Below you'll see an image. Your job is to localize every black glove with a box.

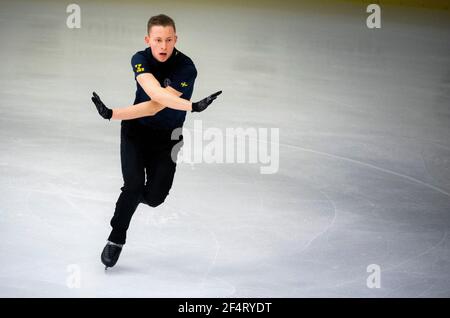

[91,92,113,120]
[191,90,222,112]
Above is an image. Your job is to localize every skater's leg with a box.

[142,132,183,207]
[142,152,176,207]
[108,123,145,244]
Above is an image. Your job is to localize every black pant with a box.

[108,120,183,244]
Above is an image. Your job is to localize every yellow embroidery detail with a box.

[181,82,188,87]
[135,64,144,72]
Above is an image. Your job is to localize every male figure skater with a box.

[91,14,222,269]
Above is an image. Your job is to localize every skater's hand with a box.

[91,92,113,120]
[191,90,222,113]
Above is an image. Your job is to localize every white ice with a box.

[0,0,450,297]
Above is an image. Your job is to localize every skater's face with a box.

[145,25,177,63]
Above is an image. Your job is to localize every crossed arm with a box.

[108,73,189,121]
[91,73,222,120]
[110,99,165,120]
[110,75,185,120]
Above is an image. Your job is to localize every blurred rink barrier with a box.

[341,0,450,11]
[181,0,450,11]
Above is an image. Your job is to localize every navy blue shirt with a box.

[131,47,197,129]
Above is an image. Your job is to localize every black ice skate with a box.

[101,241,123,270]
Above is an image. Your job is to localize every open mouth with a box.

[159,53,167,57]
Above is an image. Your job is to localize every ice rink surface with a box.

[0,0,450,297]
